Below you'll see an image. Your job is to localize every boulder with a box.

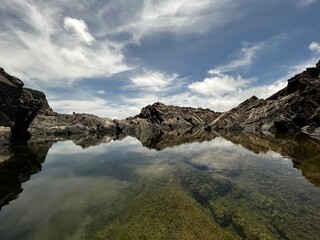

[0,68,41,143]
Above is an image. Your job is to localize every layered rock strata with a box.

[210,60,320,139]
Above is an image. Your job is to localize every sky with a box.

[0,0,320,119]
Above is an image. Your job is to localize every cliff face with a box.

[0,68,41,143]
[210,61,320,138]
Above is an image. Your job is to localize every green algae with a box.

[93,172,238,240]
[1,135,320,240]
[85,150,320,240]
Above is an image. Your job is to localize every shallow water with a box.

[0,132,320,239]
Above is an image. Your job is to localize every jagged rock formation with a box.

[210,61,320,139]
[30,112,117,136]
[3,60,320,142]
[138,102,219,127]
[0,68,41,143]
[118,102,220,136]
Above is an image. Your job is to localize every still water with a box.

[0,131,320,240]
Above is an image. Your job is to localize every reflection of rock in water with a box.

[32,127,218,151]
[30,133,127,149]
[134,127,218,151]
[0,141,52,210]
[217,131,320,187]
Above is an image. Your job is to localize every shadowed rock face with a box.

[210,61,320,139]
[0,68,41,143]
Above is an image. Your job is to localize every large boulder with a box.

[0,68,41,143]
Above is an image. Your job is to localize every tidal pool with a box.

[0,132,320,240]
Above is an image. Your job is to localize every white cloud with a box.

[0,1,130,84]
[309,41,320,53]
[296,0,316,7]
[0,0,247,83]
[97,90,106,95]
[186,74,285,112]
[64,17,95,45]
[188,70,250,97]
[117,0,244,43]
[215,43,264,73]
[128,69,179,92]
[49,95,141,119]
[289,57,320,73]
[211,35,288,74]
[49,98,109,115]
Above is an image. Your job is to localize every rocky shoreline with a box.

[1,61,320,145]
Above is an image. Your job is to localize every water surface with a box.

[0,132,320,239]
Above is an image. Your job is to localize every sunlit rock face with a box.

[117,102,220,136]
[210,60,320,138]
[0,68,41,143]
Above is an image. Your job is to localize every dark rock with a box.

[30,112,117,136]
[118,102,220,136]
[0,141,52,210]
[0,68,41,143]
[211,60,320,138]
[274,118,299,132]
[24,88,53,115]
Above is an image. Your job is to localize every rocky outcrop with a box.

[118,102,220,136]
[24,88,53,115]
[0,68,41,143]
[210,61,320,139]
[27,89,118,136]
[138,102,219,127]
[30,112,118,136]
[3,60,320,142]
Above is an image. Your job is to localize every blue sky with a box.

[0,0,320,119]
